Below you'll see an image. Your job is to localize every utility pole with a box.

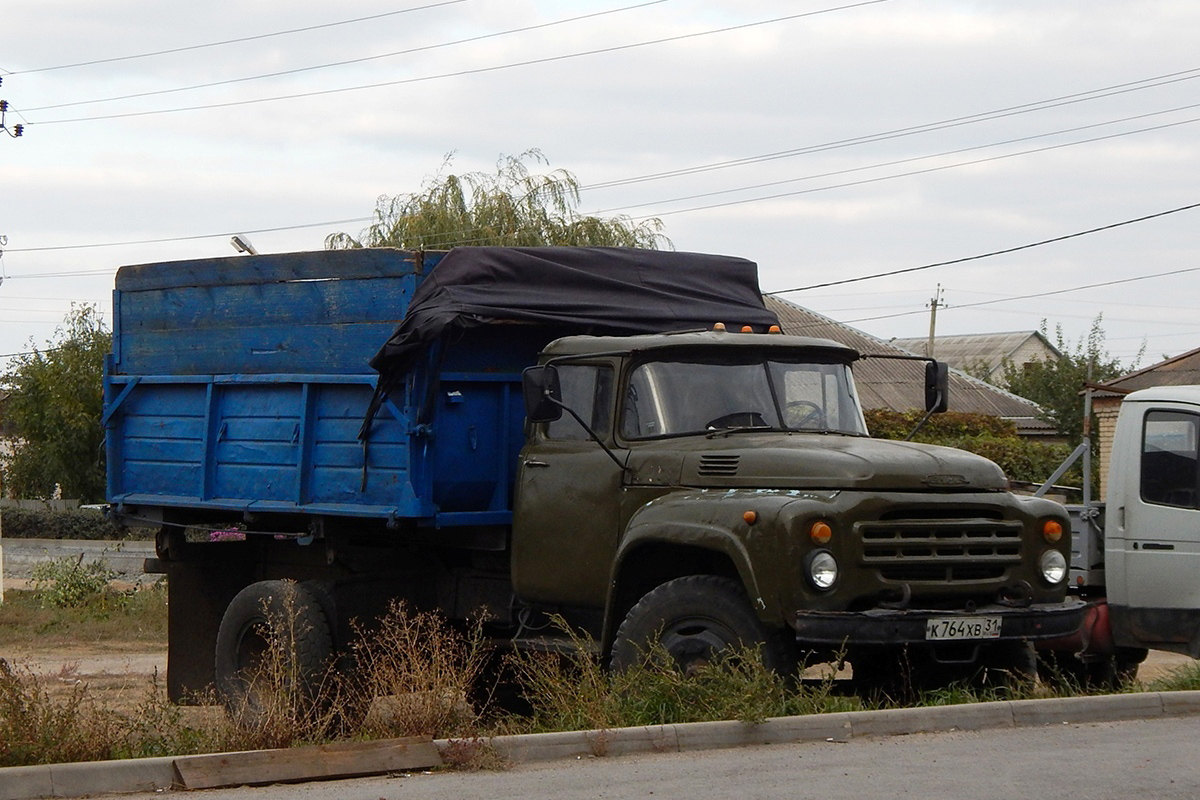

[926,284,944,358]
[0,78,24,138]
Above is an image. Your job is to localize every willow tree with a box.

[326,150,668,250]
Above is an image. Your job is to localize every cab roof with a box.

[541,329,860,361]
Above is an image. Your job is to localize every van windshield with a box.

[620,355,868,439]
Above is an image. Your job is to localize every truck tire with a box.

[215,580,334,723]
[610,576,796,675]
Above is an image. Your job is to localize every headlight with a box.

[1040,549,1067,584]
[805,549,839,591]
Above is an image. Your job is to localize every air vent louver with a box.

[698,454,740,476]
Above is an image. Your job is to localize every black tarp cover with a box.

[370,246,780,378]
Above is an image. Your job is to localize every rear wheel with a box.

[215,580,334,724]
[610,575,796,675]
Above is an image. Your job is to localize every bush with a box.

[863,410,1076,487]
[864,410,1017,441]
[0,506,153,540]
[0,659,121,767]
[29,555,116,608]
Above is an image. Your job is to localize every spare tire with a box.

[215,580,334,722]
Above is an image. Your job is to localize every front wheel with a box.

[610,575,796,675]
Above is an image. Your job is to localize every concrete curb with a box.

[484,690,1200,764]
[3,691,1200,800]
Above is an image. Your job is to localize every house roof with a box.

[890,331,1061,372]
[765,297,1054,434]
[1093,345,1200,397]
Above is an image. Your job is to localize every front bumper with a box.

[792,598,1088,646]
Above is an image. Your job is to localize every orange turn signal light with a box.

[809,520,833,544]
[1042,519,1064,542]
[743,510,758,525]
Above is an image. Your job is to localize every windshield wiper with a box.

[705,425,786,438]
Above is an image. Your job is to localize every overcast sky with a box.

[2,0,1197,372]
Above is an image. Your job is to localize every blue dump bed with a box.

[104,248,527,526]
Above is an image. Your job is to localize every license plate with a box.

[925,616,1002,640]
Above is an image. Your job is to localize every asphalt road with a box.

[104,717,1199,800]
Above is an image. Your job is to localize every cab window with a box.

[546,364,614,440]
[1141,410,1200,508]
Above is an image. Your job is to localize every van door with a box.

[1108,406,1200,656]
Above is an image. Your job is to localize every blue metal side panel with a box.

[111,249,442,376]
[112,382,208,501]
[105,249,446,521]
[107,375,429,518]
[308,383,419,509]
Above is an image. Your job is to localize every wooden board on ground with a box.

[173,735,443,789]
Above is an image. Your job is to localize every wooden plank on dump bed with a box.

[173,735,442,789]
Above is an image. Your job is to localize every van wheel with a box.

[610,576,796,675]
[215,580,334,724]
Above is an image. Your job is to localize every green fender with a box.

[605,489,801,643]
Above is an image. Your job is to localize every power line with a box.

[2,216,371,259]
[768,201,1200,296]
[632,115,1200,222]
[597,102,1200,215]
[582,66,1200,191]
[834,262,1200,326]
[6,108,1198,260]
[20,1,891,126]
[5,1,474,75]
[22,1,671,113]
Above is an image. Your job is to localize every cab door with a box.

[512,363,625,608]
[1107,406,1200,655]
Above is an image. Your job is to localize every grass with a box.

[0,585,168,650]
[1148,660,1200,692]
[2,578,1199,770]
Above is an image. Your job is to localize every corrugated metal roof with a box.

[1098,346,1200,392]
[766,297,1053,434]
[891,331,1061,371]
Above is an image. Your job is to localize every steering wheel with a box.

[785,400,825,429]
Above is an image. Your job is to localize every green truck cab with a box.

[516,329,1083,678]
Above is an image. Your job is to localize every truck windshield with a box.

[620,355,867,439]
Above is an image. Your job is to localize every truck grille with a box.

[858,517,1022,583]
[698,454,740,476]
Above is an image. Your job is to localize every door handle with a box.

[524,459,549,468]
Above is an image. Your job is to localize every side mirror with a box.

[522,365,564,423]
[925,361,949,413]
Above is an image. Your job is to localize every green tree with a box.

[0,305,110,502]
[326,150,669,250]
[1001,315,1142,446]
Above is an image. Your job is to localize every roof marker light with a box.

[741,325,753,333]
[713,322,727,332]
[768,325,782,334]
